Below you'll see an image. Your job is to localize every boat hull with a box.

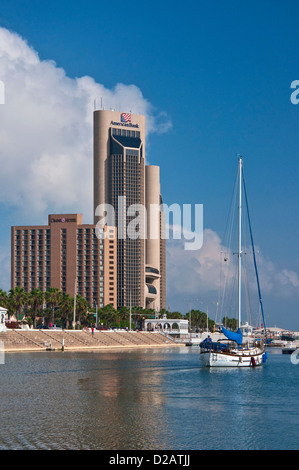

[200,349,265,367]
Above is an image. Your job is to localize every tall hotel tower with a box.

[93,109,166,311]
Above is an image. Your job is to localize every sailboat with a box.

[200,157,268,367]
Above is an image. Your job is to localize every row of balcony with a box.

[145,265,160,301]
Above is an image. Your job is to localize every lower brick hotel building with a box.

[11,214,117,308]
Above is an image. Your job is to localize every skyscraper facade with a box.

[93,109,166,311]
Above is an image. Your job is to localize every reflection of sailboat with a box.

[200,157,268,367]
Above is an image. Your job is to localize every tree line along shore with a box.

[0,286,237,331]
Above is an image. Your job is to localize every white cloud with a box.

[166,229,223,295]
[166,228,299,315]
[260,262,299,297]
[280,269,299,288]
[0,27,171,218]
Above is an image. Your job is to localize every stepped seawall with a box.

[0,329,184,352]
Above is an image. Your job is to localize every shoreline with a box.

[4,343,184,353]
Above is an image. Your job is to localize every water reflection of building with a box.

[79,350,168,449]
[144,314,189,341]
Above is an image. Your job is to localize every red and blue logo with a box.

[121,113,131,122]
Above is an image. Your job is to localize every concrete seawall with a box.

[0,330,185,353]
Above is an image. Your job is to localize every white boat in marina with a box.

[200,157,268,368]
[200,335,267,367]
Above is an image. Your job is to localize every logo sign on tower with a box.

[121,113,131,122]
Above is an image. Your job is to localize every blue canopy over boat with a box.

[221,327,243,345]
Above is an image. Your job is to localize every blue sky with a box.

[0,0,298,329]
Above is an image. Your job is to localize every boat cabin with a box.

[240,322,254,337]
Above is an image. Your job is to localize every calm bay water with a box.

[0,347,298,450]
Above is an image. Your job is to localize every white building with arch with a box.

[144,314,188,340]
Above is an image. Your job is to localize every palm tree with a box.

[118,306,129,327]
[45,287,62,325]
[28,288,44,328]
[0,289,8,309]
[100,304,117,328]
[8,287,28,321]
[75,295,89,328]
[58,294,74,329]
[131,305,144,329]
[188,309,215,331]
[222,317,237,331]
[166,311,183,319]
[0,289,8,325]
[188,309,205,330]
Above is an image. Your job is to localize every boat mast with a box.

[242,170,267,334]
[238,157,243,329]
